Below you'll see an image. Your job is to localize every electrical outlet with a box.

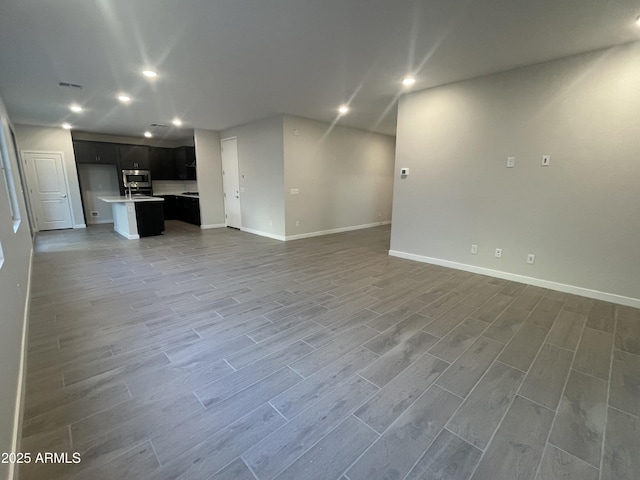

[495,248,502,258]
[527,254,535,264]
[506,157,515,168]
[541,155,550,166]
[295,220,300,227]
[471,244,478,254]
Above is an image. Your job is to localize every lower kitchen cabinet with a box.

[158,195,199,226]
[176,196,200,226]
[134,202,165,237]
[158,195,177,219]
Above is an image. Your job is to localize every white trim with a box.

[241,227,286,241]
[87,219,112,225]
[8,248,33,480]
[241,221,391,242]
[200,223,226,230]
[73,223,87,229]
[389,249,640,309]
[114,231,140,240]
[285,221,391,241]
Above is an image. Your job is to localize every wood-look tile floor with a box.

[19,222,640,480]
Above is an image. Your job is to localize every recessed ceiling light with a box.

[172,118,183,126]
[142,70,158,78]
[338,105,349,114]
[62,123,72,130]
[402,76,416,87]
[70,104,82,113]
[117,95,131,103]
[144,131,153,138]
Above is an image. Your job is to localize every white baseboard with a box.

[73,223,86,229]
[9,248,33,480]
[200,224,226,230]
[285,221,391,241]
[114,229,140,240]
[389,250,640,309]
[241,227,286,241]
[241,221,391,242]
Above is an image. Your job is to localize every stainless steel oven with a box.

[122,169,152,194]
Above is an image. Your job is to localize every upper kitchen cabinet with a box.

[118,145,150,170]
[175,146,197,180]
[73,140,118,164]
[149,147,176,180]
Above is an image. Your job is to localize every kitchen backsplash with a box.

[153,180,198,194]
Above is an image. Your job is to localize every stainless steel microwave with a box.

[122,169,152,189]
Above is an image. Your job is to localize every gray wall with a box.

[0,97,32,480]
[77,164,120,224]
[194,128,225,228]
[391,42,640,305]
[13,124,85,228]
[222,117,285,237]
[283,116,394,237]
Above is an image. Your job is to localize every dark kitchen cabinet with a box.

[176,196,200,225]
[157,195,177,220]
[175,146,196,180]
[73,141,118,164]
[118,145,150,170]
[149,147,176,180]
[135,202,165,237]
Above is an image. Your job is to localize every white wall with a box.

[222,117,286,238]
[391,42,640,306]
[77,164,120,224]
[13,124,85,228]
[0,97,32,480]
[194,129,225,228]
[283,116,394,238]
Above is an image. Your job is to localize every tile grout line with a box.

[599,308,618,480]
[463,292,558,478]
[532,301,592,479]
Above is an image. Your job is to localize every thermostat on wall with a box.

[400,167,409,176]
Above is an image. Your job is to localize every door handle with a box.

[61,194,67,198]
[234,195,239,198]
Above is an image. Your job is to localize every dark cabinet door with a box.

[174,196,200,225]
[118,145,150,170]
[158,195,177,219]
[94,142,118,164]
[175,146,197,180]
[135,202,165,237]
[186,197,201,225]
[149,147,176,180]
[73,141,118,164]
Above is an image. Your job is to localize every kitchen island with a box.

[99,195,164,239]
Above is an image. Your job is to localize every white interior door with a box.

[221,137,241,229]
[23,151,73,230]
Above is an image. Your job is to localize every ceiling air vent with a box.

[58,82,83,89]
[150,123,168,128]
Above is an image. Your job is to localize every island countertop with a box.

[98,195,164,203]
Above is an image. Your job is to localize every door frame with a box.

[220,136,242,229]
[21,150,74,232]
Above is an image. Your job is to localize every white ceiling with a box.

[0,1,639,141]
